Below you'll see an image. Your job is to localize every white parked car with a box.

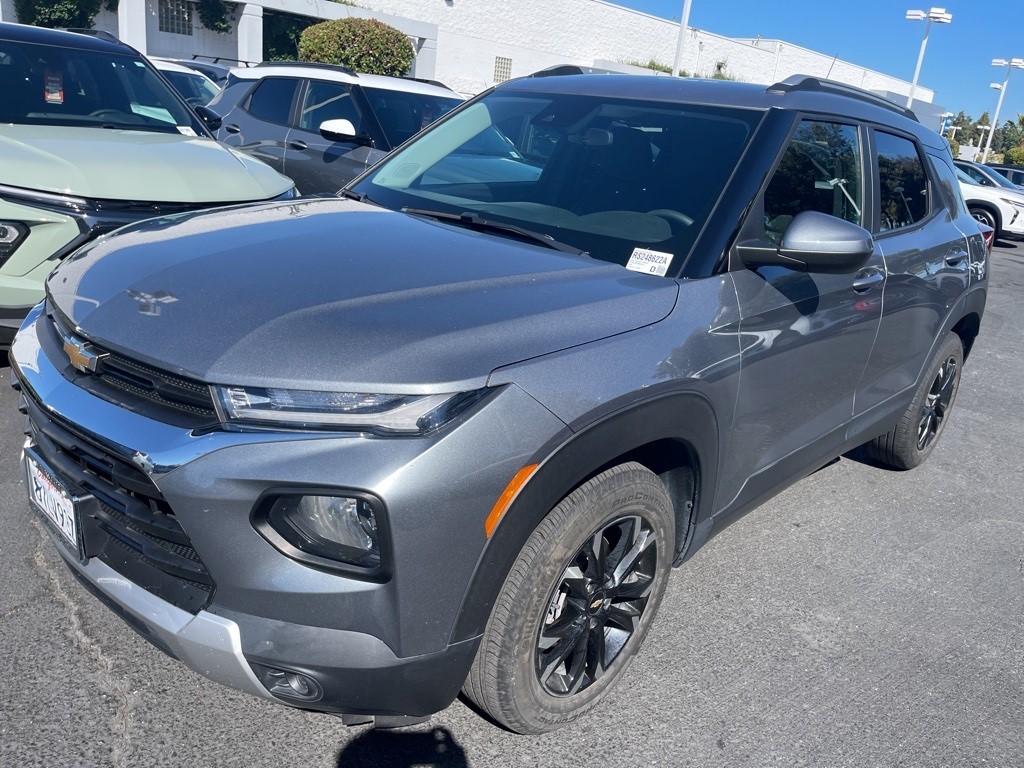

[956,166,1024,241]
[150,57,221,107]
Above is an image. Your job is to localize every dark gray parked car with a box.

[10,74,988,735]
[207,62,463,193]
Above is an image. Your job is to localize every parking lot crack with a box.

[31,521,140,768]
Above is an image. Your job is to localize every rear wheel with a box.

[464,462,674,733]
[866,333,963,470]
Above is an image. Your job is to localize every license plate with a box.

[25,452,79,552]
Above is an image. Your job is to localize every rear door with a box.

[855,130,970,417]
[283,78,382,194]
[219,77,300,175]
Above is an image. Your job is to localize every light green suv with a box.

[0,22,295,346]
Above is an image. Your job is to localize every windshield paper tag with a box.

[626,247,673,277]
[44,70,64,104]
[177,126,197,137]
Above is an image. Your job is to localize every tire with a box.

[969,205,1000,240]
[464,462,674,734]
[866,333,964,470]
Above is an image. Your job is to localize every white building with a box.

[0,0,935,107]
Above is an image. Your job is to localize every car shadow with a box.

[995,238,1018,249]
[841,444,905,471]
[335,726,469,768]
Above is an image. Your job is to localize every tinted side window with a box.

[245,78,298,124]
[876,131,929,232]
[297,79,361,133]
[763,120,863,244]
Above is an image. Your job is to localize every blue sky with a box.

[614,0,1022,122]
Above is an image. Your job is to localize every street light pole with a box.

[982,58,1024,163]
[671,0,693,78]
[905,7,953,108]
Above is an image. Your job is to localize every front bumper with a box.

[11,303,565,716]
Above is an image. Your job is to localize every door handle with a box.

[944,250,969,267]
[851,269,884,293]
[289,140,308,151]
[224,123,240,134]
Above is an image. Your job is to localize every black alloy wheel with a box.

[536,515,657,696]
[917,355,958,450]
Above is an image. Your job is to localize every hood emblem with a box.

[63,338,106,374]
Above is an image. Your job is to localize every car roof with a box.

[151,57,207,76]
[498,73,945,151]
[229,63,462,99]
[0,20,135,54]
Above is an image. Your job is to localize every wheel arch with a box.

[967,200,1002,233]
[450,390,719,644]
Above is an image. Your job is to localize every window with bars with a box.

[493,56,512,84]
[158,0,193,36]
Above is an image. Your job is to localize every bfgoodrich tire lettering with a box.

[464,462,673,734]
[866,333,964,470]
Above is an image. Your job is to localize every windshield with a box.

[360,86,463,147]
[163,69,220,107]
[0,39,202,133]
[956,167,980,185]
[351,89,762,271]
[981,165,1019,189]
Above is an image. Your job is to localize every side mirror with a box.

[738,211,874,274]
[319,118,373,146]
[194,105,222,131]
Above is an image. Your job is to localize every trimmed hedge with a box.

[298,17,414,77]
[1005,146,1024,165]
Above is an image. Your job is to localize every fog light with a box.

[262,493,382,570]
[251,663,323,702]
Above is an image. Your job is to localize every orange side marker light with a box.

[484,464,539,538]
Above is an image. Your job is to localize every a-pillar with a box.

[118,0,148,53]
[237,4,264,65]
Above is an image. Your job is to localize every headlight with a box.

[273,186,299,200]
[0,221,28,261]
[999,197,1024,210]
[213,385,491,433]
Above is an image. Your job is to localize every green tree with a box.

[299,17,414,76]
[1006,145,1024,165]
[15,0,102,28]
[947,136,960,159]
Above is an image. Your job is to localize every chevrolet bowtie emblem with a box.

[63,338,105,374]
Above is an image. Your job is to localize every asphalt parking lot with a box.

[1,244,1021,768]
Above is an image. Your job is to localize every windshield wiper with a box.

[401,207,587,256]
[339,188,381,206]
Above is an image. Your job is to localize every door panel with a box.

[856,137,970,415]
[219,77,299,175]
[722,119,881,509]
[284,79,379,194]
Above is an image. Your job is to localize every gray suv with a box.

[10,74,988,735]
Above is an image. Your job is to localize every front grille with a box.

[46,305,218,426]
[19,384,214,613]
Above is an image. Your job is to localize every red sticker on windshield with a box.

[44,70,64,104]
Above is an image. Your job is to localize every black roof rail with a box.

[63,28,124,45]
[192,54,256,67]
[255,60,358,77]
[529,64,619,78]
[402,76,454,91]
[768,75,919,122]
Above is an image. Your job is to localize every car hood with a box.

[46,199,679,391]
[0,124,291,202]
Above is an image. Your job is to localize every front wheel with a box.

[464,462,674,733]
[969,206,999,240]
[866,333,963,470]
